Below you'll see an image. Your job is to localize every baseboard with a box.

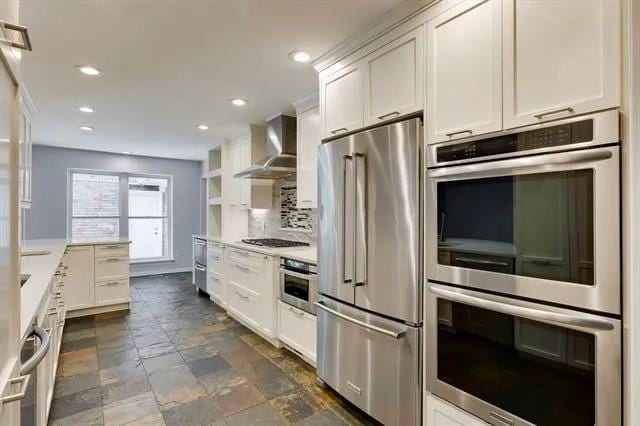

[129,266,192,277]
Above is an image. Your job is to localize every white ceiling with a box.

[20,0,402,161]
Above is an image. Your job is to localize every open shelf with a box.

[208,204,222,240]
[208,197,223,205]
[208,169,223,178]
[208,148,222,171]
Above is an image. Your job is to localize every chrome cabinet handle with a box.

[429,284,615,331]
[315,301,405,339]
[99,281,121,287]
[195,240,206,246]
[21,326,51,375]
[235,291,249,301]
[233,264,251,273]
[105,258,120,263]
[0,375,31,404]
[429,147,614,179]
[377,111,400,121]
[194,265,206,272]
[0,21,32,51]
[330,127,348,135]
[455,257,509,268]
[103,245,121,249]
[445,129,473,138]
[288,307,305,317]
[534,107,574,119]
[300,199,313,203]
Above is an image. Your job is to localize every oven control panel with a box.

[437,119,594,163]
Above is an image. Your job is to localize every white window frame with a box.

[67,168,174,264]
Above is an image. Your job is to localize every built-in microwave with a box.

[426,283,621,426]
[280,258,317,315]
[426,110,620,315]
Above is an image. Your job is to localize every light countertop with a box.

[66,237,131,246]
[20,239,67,340]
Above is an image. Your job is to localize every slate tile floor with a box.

[49,272,375,425]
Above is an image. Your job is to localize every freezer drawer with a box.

[194,237,207,266]
[316,297,421,425]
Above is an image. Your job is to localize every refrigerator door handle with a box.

[315,301,406,339]
[354,152,366,287]
[343,154,353,285]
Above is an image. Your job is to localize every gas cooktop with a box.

[240,238,310,248]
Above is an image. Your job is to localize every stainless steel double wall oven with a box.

[425,110,621,426]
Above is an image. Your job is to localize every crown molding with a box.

[312,0,437,73]
[293,91,319,114]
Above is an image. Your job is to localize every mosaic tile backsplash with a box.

[248,178,317,244]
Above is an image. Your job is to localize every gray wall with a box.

[26,145,203,275]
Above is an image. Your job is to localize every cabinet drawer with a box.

[208,250,224,274]
[208,242,224,256]
[228,248,265,270]
[95,256,129,282]
[95,244,129,258]
[227,282,261,330]
[207,270,224,303]
[95,279,130,306]
[227,260,264,295]
[278,302,317,362]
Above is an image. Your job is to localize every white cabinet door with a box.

[503,0,621,128]
[0,25,22,426]
[296,106,320,209]
[363,27,424,126]
[95,279,130,306]
[426,0,502,144]
[64,246,95,310]
[320,63,363,138]
[278,302,317,363]
[425,394,487,426]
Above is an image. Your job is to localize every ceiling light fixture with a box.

[78,106,95,113]
[230,98,247,107]
[289,50,311,63]
[76,65,103,76]
[79,125,94,132]
[197,124,209,130]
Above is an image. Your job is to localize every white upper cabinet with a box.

[19,90,34,208]
[426,0,502,144]
[296,106,320,209]
[502,0,621,128]
[320,63,363,138]
[363,27,424,126]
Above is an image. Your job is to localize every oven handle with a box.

[280,268,317,281]
[428,148,613,179]
[429,284,615,331]
[315,301,406,338]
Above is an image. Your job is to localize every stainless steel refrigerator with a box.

[316,118,422,426]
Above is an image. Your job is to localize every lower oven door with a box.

[315,297,421,426]
[426,283,621,426]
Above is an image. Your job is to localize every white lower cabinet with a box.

[95,279,130,306]
[225,249,278,340]
[425,394,488,426]
[207,270,225,307]
[64,245,95,310]
[277,302,316,363]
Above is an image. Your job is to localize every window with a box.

[70,172,120,241]
[68,170,173,263]
[128,176,171,261]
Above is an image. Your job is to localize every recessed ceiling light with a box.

[76,65,103,76]
[289,50,311,63]
[230,98,247,107]
[79,125,94,132]
[78,106,95,113]
[197,124,209,130]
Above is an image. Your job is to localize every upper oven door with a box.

[426,283,621,426]
[426,145,620,315]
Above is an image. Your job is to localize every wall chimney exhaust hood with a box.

[234,114,297,179]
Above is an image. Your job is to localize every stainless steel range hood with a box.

[234,114,297,179]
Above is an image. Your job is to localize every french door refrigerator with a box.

[316,117,423,426]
